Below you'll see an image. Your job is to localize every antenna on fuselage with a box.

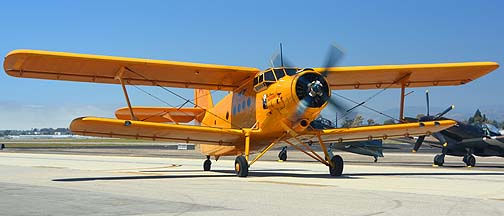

[280,43,284,67]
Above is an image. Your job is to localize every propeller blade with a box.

[435,105,455,119]
[413,135,425,152]
[426,90,430,116]
[320,44,345,77]
[270,44,296,68]
[294,97,311,119]
[326,95,352,115]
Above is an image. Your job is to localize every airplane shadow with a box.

[52,168,504,182]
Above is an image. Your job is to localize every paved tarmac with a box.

[1,151,504,216]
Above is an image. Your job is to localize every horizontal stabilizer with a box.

[115,106,205,123]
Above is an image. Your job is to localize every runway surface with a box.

[1,151,504,215]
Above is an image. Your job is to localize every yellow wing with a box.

[115,106,205,123]
[314,62,499,90]
[296,120,456,143]
[70,117,244,145]
[4,49,260,91]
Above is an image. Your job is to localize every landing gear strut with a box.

[278,146,288,161]
[203,155,212,171]
[434,139,449,166]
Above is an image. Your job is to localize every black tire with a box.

[465,155,476,167]
[434,154,444,166]
[203,159,211,171]
[329,155,344,176]
[278,151,287,161]
[234,156,249,177]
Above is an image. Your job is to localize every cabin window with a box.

[274,69,285,80]
[253,77,258,86]
[264,71,275,81]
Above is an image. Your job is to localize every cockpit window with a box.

[483,123,502,136]
[264,71,276,81]
[285,68,297,76]
[274,69,285,80]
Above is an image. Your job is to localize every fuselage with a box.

[198,68,330,156]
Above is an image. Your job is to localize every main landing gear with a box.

[203,155,212,171]
[433,154,445,166]
[227,130,346,177]
[235,156,249,177]
[433,141,449,166]
[463,154,476,167]
[278,146,288,161]
[329,155,344,176]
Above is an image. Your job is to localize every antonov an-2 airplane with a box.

[3,48,498,177]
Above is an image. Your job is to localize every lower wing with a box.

[70,117,244,145]
[296,120,456,143]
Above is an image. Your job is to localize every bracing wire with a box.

[124,67,240,128]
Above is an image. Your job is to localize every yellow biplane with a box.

[3,48,499,177]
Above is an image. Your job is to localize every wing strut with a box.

[397,73,411,121]
[115,67,137,121]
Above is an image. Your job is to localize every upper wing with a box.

[4,49,260,91]
[115,106,205,123]
[297,120,456,143]
[314,62,499,90]
[70,117,244,145]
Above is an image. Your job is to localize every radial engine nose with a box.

[295,72,330,108]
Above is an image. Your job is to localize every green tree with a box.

[351,115,364,127]
[341,118,354,128]
[367,119,375,126]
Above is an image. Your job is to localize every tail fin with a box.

[194,89,213,109]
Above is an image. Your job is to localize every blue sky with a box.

[0,0,503,129]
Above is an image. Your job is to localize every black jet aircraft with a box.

[408,90,504,167]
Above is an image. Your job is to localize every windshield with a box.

[274,69,285,80]
[285,68,298,76]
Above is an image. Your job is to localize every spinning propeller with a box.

[291,44,352,119]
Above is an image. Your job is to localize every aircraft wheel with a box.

[234,156,249,177]
[278,149,287,161]
[329,155,344,176]
[203,159,212,171]
[434,154,444,166]
[465,155,476,167]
